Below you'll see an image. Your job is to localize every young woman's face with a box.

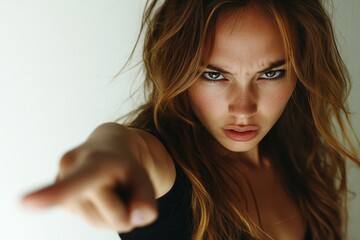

[188,5,296,155]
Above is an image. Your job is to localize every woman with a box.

[22,0,359,239]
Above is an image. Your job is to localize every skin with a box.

[188,5,296,167]
[188,4,306,239]
[22,124,164,232]
[23,3,306,240]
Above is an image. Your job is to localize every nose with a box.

[228,84,257,119]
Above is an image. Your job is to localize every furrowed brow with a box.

[258,59,286,73]
[204,64,231,75]
[203,59,286,75]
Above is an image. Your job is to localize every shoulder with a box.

[128,127,176,199]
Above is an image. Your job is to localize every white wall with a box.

[0,1,358,240]
[0,1,144,239]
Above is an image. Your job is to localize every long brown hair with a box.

[119,0,360,239]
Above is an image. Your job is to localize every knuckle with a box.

[79,149,114,166]
[108,212,129,228]
[61,147,112,169]
[59,150,78,170]
[84,217,102,228]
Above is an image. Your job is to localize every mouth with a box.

[222,125,259,142]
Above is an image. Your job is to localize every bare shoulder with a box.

[128,127,176,199]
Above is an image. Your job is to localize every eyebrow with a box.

[205,59,286,75]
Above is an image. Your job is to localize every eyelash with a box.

[201,71,226,82]
[259,70,286,80]
[201,69,286,82]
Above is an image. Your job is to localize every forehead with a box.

[209,4,285,72]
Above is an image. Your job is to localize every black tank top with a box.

[118,161,313,240]
[119,162,193,240]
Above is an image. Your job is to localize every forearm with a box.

[84,122,144,161]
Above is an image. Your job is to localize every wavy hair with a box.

[120,0,360,239]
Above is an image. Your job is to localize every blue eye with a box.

[201,71,226,81]
[259,70,285,80]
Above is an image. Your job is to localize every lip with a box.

[222,125,259,142]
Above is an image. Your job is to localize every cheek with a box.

[187,85,223,119]
[261,84,295,119]
[188,86,204,118]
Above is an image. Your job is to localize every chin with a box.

[221,140,260,153]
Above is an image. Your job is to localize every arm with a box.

[22,122,175,232]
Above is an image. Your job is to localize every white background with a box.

[0,1,359,239]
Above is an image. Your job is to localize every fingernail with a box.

[130,209,146,226]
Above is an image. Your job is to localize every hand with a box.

[22,142,158,233]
